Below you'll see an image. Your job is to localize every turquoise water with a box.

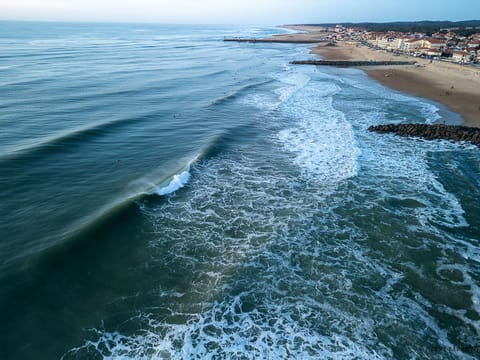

[0,22,479,359]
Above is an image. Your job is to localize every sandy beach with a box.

[313,43,480,127]
[278,27,480,127]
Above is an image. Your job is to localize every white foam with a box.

[274,71,311,102]
[419,101,442,124]
[62,51,478,359]
[277,82,360,185]
[338,70,443,124]
[135,155,199,198]
[64,295,391,359]
[340,99,469,229]
[419,174,468,228]
[65,140,476,359]
[241,92,279,111]
[154,170,190,196]
[241,71,311,110]
[435,261,480,337]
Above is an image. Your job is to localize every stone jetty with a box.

[368,123,480,147]
[290,60,417,67]
[223,37,323,44]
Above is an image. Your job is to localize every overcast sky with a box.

[1,0,479,24]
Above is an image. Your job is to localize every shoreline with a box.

[275,27,480,128]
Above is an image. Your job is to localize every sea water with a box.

[0,22,479,359]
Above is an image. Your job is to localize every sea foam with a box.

[54,30,480,360]
[154,170,191,196]
[277,81,360,185]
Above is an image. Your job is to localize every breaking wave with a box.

[151,170,191,196]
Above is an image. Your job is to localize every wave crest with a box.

[153,170,191,196]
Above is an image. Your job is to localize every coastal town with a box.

[249,23,480,128]
[313,24,480,64]
[226,22,480,129]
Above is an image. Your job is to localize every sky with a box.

[0,0,479,24]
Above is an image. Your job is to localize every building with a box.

[426,48,442,58]
[452,50,470,63]
[467,40,480,49]
[467,48,478,62]
[423,38,446,50]
[402,38,423,53]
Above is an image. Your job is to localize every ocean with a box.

[0,22,479,359]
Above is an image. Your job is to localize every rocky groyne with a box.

[368,123,480,147]
[223,37,323,44]
[290,60,417,67]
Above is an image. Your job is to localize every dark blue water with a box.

[0,22,479,359]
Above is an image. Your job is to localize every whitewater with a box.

[0,22,479,359]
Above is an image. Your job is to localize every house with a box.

[415,47,430,56]
[391,37,406,50]
[467,40,480,49]
[467,48,478,62]
[426,48,442,58]
[432,32,446,39]
[403,38,423,53]
[446,30,457,39]
[452,50,470,63]
[442,48,454,58]
[366,32,386,47]
[423,38,446,50]
[377,36,389,49]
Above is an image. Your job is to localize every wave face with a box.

[1,22,480,360]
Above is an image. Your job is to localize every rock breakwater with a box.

[290,60,417,67]
[223,37,323,44]
[368,123,480,147]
